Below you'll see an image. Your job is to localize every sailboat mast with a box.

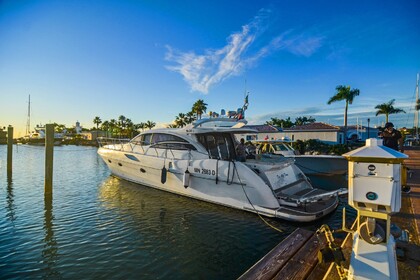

[26,94,31,135]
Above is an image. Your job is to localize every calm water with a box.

[0,145,355,279]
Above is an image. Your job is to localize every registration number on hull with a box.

[194,168,216,176]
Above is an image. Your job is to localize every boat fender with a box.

[161,166,167,184]
[183,169,190,188]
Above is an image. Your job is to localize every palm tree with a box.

[137,122,147,132]
[93,116,102,139]
[93,116,102,130]
[145,120,156,130]
[294,116,316,126]
[327,85,360,143]
[192,99,208,120]
[117,115,127,137]
[375,99,406,122]
[101,121,110,137]
[110,119,117,137]
[265,117,293,128]
[186,111,196,124]
[175,113,187,128]
[125,118,134,138]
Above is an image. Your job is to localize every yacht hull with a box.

[98,148,339,222]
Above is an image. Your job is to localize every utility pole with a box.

[415,73,419,141]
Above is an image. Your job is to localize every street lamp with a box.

[367,118,370,139]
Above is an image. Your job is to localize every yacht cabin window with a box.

[196,133,236,160]
[131,133,196,150]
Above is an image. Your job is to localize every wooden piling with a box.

[44,124,54,195]
[7,126,13,175]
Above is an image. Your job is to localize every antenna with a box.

[244,78,247,97]
[26,94,31,135]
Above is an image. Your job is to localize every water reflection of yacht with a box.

[98,118,345,222]
[252,140,347,176]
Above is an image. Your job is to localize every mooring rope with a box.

[232,161,283,233]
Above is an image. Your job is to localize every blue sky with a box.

[1,0,419,137]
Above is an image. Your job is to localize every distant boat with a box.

[20,125,64,146]
[98,117,346,222]
[21,95,63,146]
[251,140,347,176]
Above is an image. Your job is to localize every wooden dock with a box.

[240,147,420,280]
[238,228,330,280]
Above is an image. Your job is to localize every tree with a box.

[185,111,196,124]
[53,123,67,133]
[175,113,187,128]
[294,116,316,126]
[137,122,147,132]
[374,99,406,122]
[265,117,293,128]
[145,120,156,130]
[93,116,102,130]
[110,119,117,137]
[117,115,127,137]
[93,116,102,139]
[125,118,134,138]
[192,99,208,120]
[101,121,110,137]
[327,85,360,143]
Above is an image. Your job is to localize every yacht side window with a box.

[143,134,152,145]
[150,133,196,150]
[130,134,151,145]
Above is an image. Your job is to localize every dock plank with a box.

[238,228,313,280]
[273,233,326,280]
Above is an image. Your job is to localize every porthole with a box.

[140,168,146,173]
[118,163,122,167]
[108,159,112,163]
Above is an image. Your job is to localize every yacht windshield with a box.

[273,144,289,151]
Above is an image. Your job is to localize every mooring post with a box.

[45,124,54,195]
[7,126,13,176]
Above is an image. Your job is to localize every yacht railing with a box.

[97,137,133,152]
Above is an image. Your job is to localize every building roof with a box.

[284,122,341,132]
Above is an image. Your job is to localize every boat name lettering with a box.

[193,167,216,176]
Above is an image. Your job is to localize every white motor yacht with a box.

[98,118,345,222]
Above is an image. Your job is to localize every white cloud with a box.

[165,9,324,94]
